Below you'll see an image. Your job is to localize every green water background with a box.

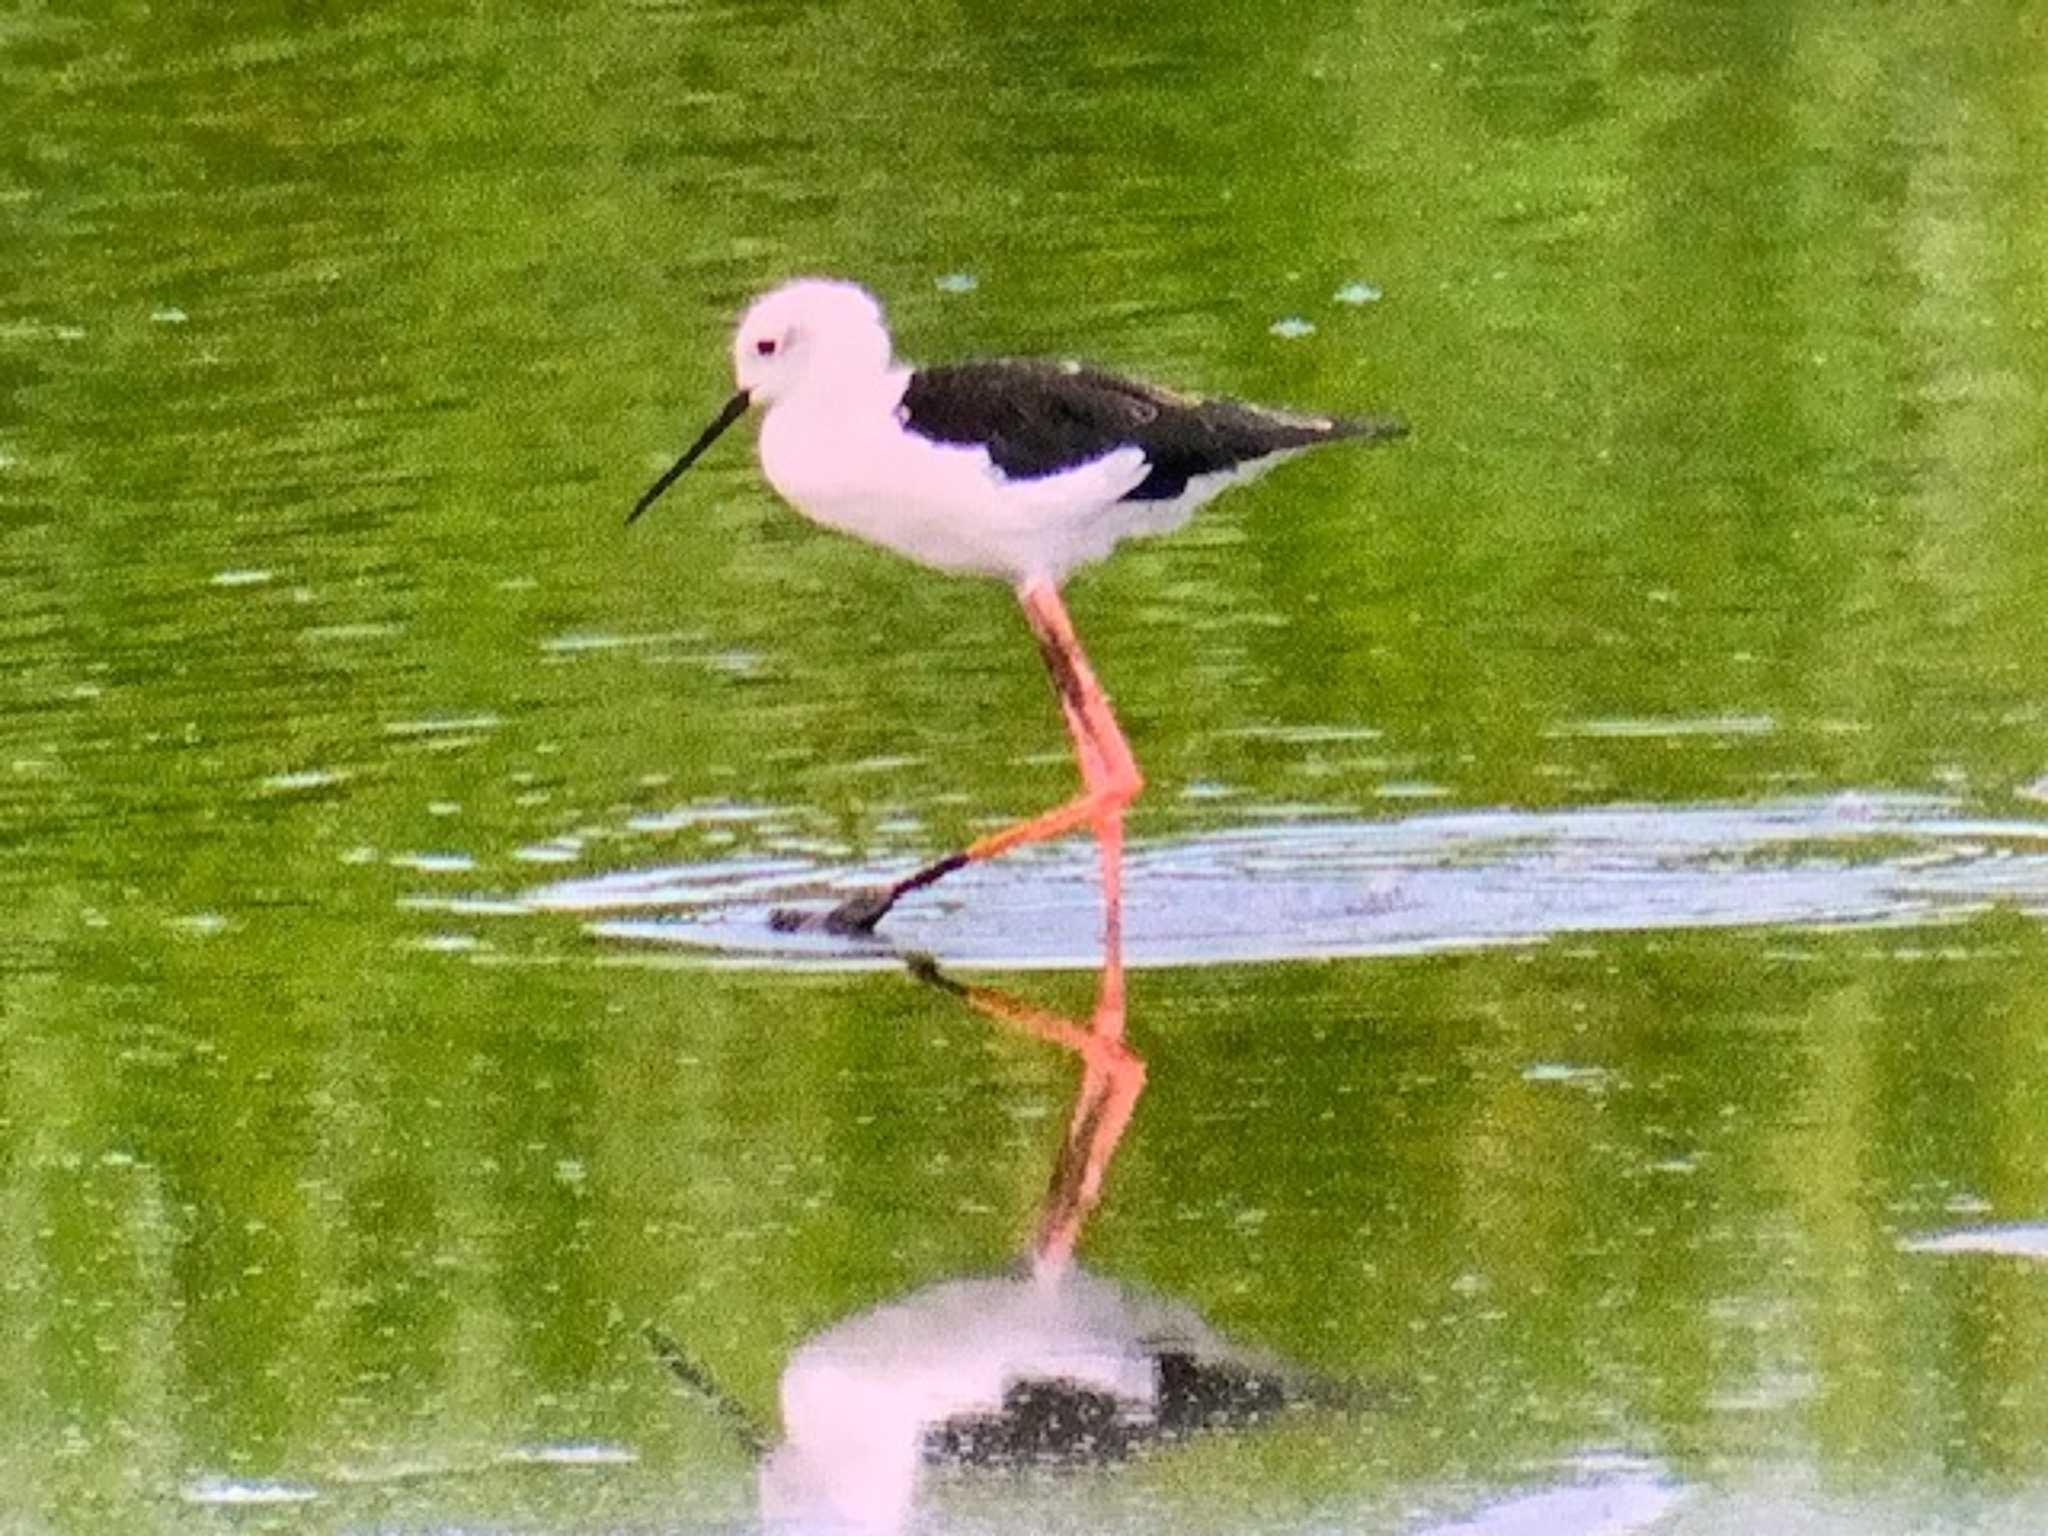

[4,1,2048,1529]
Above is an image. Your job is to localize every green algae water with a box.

[4,1,2048,1530]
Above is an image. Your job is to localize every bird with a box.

[646,951,1360,1536]
[629,277,1405,939]
[750,1264,1332,1532]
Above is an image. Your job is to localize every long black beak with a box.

[627,389,752,525]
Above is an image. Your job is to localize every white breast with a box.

[756,373,1150,583]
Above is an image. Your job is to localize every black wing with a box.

[900,361,1404,502]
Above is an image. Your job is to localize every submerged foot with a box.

[902,950,962,995]
[767,886,898,937]
[767,850,966,937]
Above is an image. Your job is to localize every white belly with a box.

[757,385,1151,583]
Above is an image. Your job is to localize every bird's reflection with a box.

[655,917,1343,1533]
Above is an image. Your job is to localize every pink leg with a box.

[793,576,1142,937]
[961,577,1142,863]
[1048,669,1127,1013]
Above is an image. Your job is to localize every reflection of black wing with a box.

[1155,1349,1296,1434]
[900,362,1404,502]
[922,1351,1311,1468]
[926,1379,1136,1466]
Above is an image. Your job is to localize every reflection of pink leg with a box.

[933,973,1142,1279]
[909,910,1141,1282]
[1091,810,1126,1038]
[1032,1021,1143,1279]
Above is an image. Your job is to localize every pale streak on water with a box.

[482,793,2048,971]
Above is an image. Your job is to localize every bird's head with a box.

[629,278,894,525]
[732,278,893,405]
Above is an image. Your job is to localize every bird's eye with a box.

[755,337,778,357]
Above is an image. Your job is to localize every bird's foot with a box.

[768,887,897,938]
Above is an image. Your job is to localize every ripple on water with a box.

[497,792,2048,972]
[497,1441,637,1466]
[1899,1223,2048,1260]
[1414,1461,1687,1536]
[181,1476,319,1506]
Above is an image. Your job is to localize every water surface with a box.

[5,1,2048,1531]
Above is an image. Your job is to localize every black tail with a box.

[1325,411,1409,444]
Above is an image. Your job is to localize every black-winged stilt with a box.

[630,278,1406,938]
